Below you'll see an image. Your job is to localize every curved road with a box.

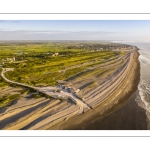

[1,68,90,114]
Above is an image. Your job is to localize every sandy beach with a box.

[59,90,147,130]
[48,48,147,130]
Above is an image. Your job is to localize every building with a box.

[52,53,59,57]
[1,57,16,64]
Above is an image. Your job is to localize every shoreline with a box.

[75,90,147,130]
[48,47,147,130]
[0,46,147,130]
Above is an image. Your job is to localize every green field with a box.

[0,94,20,109]
[0,68,9,87]
[0,41,129,86]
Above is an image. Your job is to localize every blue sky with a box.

[0,20,150,41]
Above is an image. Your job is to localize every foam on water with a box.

[139,55,150,65]
[135,43,150,128]
[119,42,150,127]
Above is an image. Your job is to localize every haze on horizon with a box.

[0,20,150,42]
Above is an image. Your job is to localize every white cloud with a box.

[0,29,146,41]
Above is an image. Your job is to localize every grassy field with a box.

[0,94,20,109]
[0,42,128,86]
[0,68,9,87]
[0,41,130,109]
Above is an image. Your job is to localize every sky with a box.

[0,20,150,42]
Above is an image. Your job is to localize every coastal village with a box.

[0,43,132,66]
[0,52,60,65]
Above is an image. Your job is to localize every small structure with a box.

[75,89,80,93]
[12,57,16,61]
[57,80,67,84]
[52,53,59,57]
[1,57,16,64]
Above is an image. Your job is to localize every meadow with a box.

[0,41,127,87]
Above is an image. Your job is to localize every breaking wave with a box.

[139,55,150,65]
[137,46,150,128]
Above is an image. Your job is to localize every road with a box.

[1,68,90,114]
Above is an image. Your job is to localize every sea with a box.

[129,42,150,129]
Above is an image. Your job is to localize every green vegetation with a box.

[0,42,128,86]
[0,68,9,87]
[77,68,104,79]
[32,93,43,99]
[0,94,20,109]
[96,68,116,78]
[87,81,98,89]
[21,89,30,95]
